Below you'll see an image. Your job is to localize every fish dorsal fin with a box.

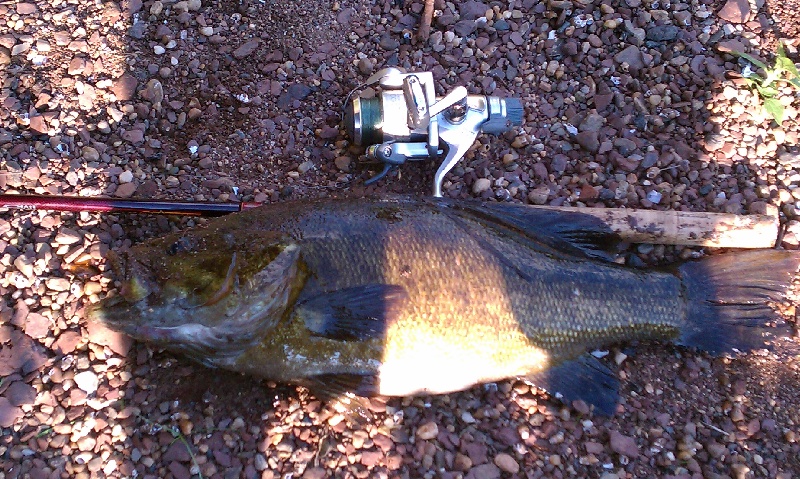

[296,284,409,341]
[440,199,621,262]
[523,353,619,415]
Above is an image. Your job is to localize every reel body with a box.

[344,68,523,197]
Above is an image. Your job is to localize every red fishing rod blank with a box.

[0,194,261,217]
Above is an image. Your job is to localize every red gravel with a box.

[1,0,800,477]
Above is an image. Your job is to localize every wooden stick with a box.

[417,0,435,42]
[528,205,779,249]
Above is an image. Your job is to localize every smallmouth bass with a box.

[89,198,800,414]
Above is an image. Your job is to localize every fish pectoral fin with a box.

[297,284,408,341]
[523,353,619,416]
[300,373,379,424]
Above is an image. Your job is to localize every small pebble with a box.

[73,371,99,395]
[609,431,639,458]
[416,421,439,440]
[494,453,520,474]
[473,178,491,194]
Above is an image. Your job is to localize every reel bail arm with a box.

[343,68,524,197]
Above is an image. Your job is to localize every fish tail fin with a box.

[678,249,800,355]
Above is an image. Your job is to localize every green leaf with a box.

[743,75,762,86]
[730,50,769,70]
[756,84,779,98]
[761,70,780,87]
[784,62,800,85]
[776,56,794,71]
[777,43,800,87]
[763,97,784,124]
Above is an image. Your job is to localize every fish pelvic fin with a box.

[299,374,379,425]
[678,249,800,355]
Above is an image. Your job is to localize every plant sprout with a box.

[731,43,800,124]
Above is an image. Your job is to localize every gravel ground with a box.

[2,0,800,478]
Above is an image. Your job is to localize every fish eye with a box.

[166,243,179,256]
[166,236,198,256]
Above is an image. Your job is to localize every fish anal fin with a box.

[523,354,619,416]
[297,284,408,341]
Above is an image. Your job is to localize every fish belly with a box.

[376,330,549,396]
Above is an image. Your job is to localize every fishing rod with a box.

[0,194,261,217]
[0,193,783,249]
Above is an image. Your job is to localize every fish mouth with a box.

[85,295,128,327]
[85,295,149,339]
[102,250,161,305]
[87,290,288,366]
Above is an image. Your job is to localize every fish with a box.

[87,197,800,414]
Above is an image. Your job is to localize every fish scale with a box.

[89,197,800,414]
